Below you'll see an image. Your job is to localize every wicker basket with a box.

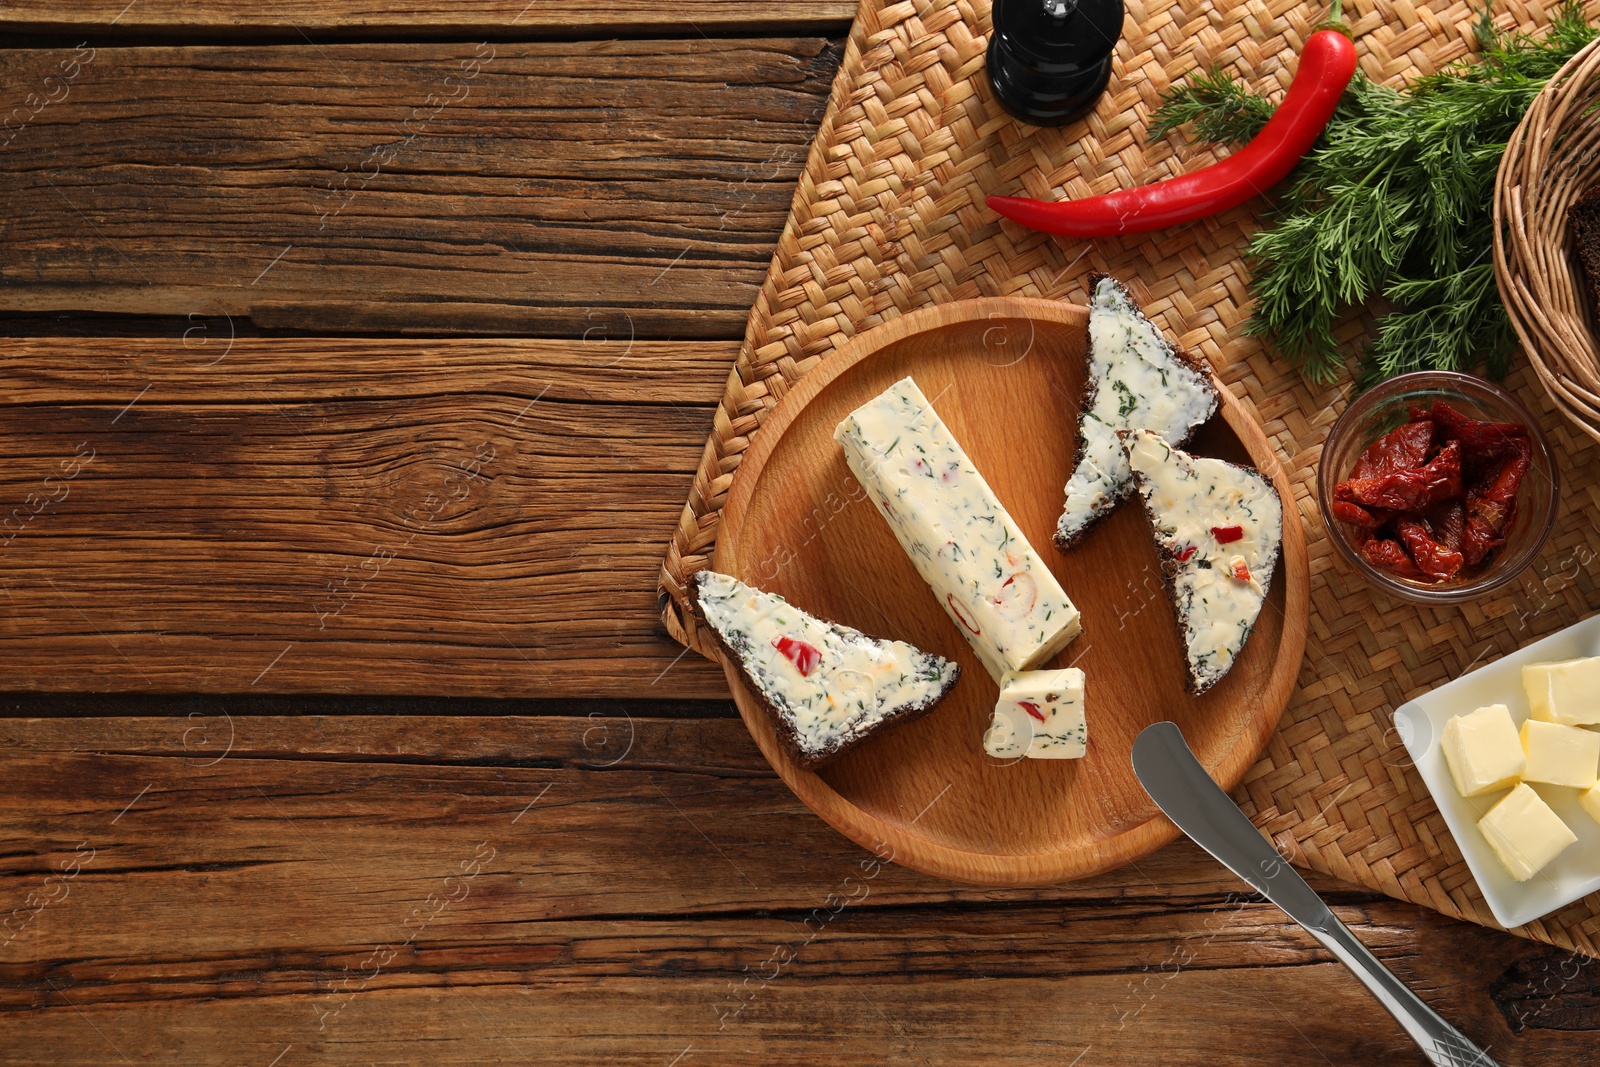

[1495,36,1600,443]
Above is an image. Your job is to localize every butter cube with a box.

[1523,657,1600,726]
[1440,704,1524,797]
[1580,784,1600,828]
[1519,719,1600,789]
[983,668,1086,760]
[1478,783,1577,882]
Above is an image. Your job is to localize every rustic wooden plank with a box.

[0,691,740,718]
[0,720,1255,925]
[0,38,839,336]
[0,974,1492,1066]
[0,913,1567,1065]
[0,337,730,697]
[0,1,858,37]
[0,716,1589,1064]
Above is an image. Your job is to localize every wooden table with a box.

[0,4,1595,1063]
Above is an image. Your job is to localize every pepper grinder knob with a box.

[986,0,1125,126]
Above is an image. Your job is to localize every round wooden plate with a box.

[710,297,1309,885]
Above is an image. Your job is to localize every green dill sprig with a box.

[1148,68,1276,147]
[1156,2,1596,384]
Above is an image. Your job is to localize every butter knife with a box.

[1131,720,1499,1067]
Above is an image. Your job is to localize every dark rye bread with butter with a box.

[1056,274,1221,549]
[688,570,960,770]
[1118,428,1284,696]
[1569,185,1600,318]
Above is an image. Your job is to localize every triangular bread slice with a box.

[1120,428,1283,695]
[1055,275,1220,548]
[689,570,960,769]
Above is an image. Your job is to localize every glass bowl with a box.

[1317,371,1559,604]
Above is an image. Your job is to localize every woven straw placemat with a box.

[658,0,1600,954]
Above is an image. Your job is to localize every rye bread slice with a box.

[687,570,960,770]
[1118,428,1284,696]
[1055,274,1221,550]
[1569,185,1600,319]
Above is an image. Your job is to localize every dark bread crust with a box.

[1055,273,1224,550]
[687,571,960,771]
[1119,439,1283,696]
[1569,187,1600,321]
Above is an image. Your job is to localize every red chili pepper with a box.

[1175,544,1197,563]
[992,572,1038,618]
[1018,700,1048,723]
[1211,525,1244,544]
[986,11,1356,237]
[945,593,982,636]
[771,635,822,676]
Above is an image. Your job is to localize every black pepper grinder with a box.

[986,0,1124,126]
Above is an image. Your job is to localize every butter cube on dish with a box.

[1439,704,1524,797]
[1478,783,1578,882]
[983,668,1085,760]
[1519,719,1600,789]
[1580,785,1600,828]
[1523,657,1600,726]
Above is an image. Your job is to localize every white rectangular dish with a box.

[1396,611,1600,928]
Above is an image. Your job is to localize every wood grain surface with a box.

[711,298,1308,885]
[1,714,1595,1065]
[0,336,726,698]
[0,1,857,36]
[0,38,838,336]
[0,4,1595,1063]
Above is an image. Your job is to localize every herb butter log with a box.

[1121,428,1284,695]
[1056,275,1221,548]
[835,376,1082,682]
[689,570,960,770]
[983,668,1087,760]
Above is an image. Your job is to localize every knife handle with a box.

[1307,895,1499,1066]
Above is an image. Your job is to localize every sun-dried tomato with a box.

[1336,441,1461,512]
[1461,442,1530,565]
[1429,401,1530,463]
[1396,518,1464,580]
[1424,499,1465,553]
[1334,402,1529,582]
[1359,535,1427,580]
[1330,499,1389,530]
[1462,510,1510,567]
[1349,419,1435,480]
